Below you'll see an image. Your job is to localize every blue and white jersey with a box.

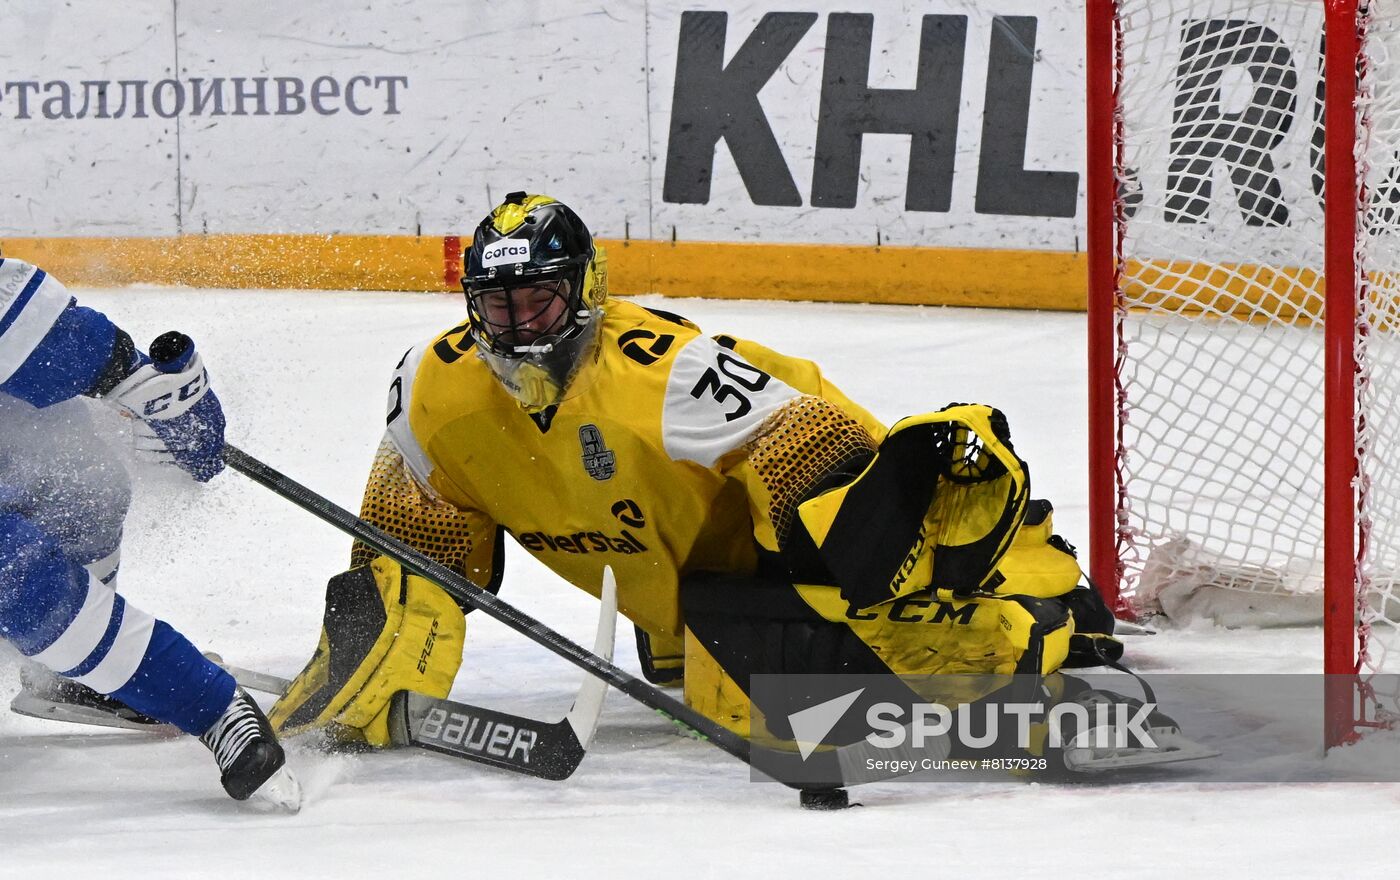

[0,259,120,408]
[0,260,236,733]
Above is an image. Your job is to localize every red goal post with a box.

[1085,0,1394,746]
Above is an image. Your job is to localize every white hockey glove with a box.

[106,331,227,482]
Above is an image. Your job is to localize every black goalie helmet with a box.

[462,192,608,412]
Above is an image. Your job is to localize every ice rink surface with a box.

[0,286,1381,878]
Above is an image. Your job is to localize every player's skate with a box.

[200,688,303,812]
[10,663,169,732]
[1051,678,1218,773]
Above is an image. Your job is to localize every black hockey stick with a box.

[223,443,949,797]
[218,569,617,781]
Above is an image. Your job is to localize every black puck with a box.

[799,787,851,810]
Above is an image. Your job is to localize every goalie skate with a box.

[1061,727,1220,773]
[1053,684,1219,773]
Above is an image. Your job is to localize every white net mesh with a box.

[1112,0,1400,680]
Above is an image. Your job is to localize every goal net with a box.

[1086,0,1400,740]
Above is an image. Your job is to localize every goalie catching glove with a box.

[270,556,465,746]
[787,403,1030,610]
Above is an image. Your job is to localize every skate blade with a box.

[1063,729,1221,773]
[10,691,178,734]
[251,765,304,814]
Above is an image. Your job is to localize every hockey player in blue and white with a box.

[0,258,300,810]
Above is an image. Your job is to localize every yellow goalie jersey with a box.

[357,298,885,638]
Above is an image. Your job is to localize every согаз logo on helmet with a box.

[481,239,531,268]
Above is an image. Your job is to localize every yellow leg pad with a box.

[271,557,466,747]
